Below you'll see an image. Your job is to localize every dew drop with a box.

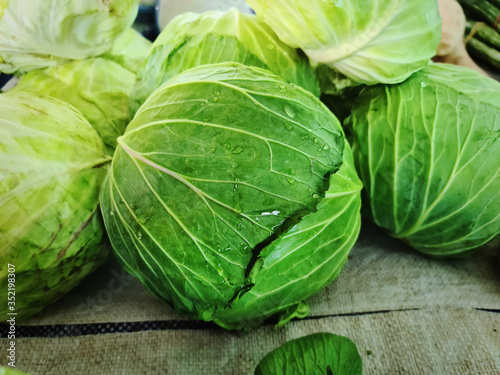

[284,123,294,131]
[215,91,221,96]
[210,147,216,155]
[212,97,219,103]
[284,106,296,119]
[323,145,329,150]
[110,211,114,216]
[223,142,231,150]
[313,138,319,143]
[232,146,243,154]
[301,134,310,140]
[279,85,287,92]
[137,231,142,240]
[312,193,320,199]
[308,188,313,193]
[286,177,295,185]
[231,161,239,168]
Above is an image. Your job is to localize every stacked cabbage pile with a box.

[1,0,498,329]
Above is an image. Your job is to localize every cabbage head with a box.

[130,8,319,114]
[0,0,139,74]
[10,58,136,152]
[101,63,362,330]
[101,28,152,74]
[247,0,442,85]
[0,92,111,319]
[349,63,500,257]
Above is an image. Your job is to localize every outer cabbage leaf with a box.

[130,8,319,114]
[10,58,136,152]
[0,0,139,74]
[101,28,152,74]
[0,92,112,319]
[101,63,360,328]
[0,0,7,19]
[247,0,442,85]
[349,63,500,257]
[213,139,362,330]
[255,333,362,375]
[0,368,30,375]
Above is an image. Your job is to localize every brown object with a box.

[434,0,488,76]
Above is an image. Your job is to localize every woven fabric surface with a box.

[6,308,500,374]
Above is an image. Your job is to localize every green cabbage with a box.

[0,0,139,74]
[101,28,152,74]
[10,58,136,152]
[130,8,320,114]
[247,0,442,85]
[101,63,362,330]
[349,63,500,257]
[0,92,111,319]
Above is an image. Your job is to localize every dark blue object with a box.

[0,74,12,91]
[135,4,160,41]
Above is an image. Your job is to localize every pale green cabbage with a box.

[349,63,500,257]
[0,0,7,19]
[101,28,152,74]
[131,8,320,114]
[247,0,442,85]
[10,58,136,152]
[0,0,139,74]
[0,92,111,319]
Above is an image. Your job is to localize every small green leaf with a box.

[255,332,362,375]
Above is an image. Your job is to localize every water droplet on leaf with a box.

[284,106,296,119]
[232,146,243,154]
